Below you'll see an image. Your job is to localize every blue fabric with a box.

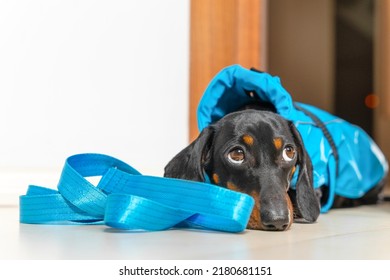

[197,65,388,212]
[20,153,255,232]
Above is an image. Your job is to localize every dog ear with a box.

[164,126,214,182]
[289,122,320,223]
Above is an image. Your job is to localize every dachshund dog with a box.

[164,108,321,231]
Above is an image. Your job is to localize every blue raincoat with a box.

[197,65,388,213]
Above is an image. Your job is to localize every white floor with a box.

[1,202,390,260]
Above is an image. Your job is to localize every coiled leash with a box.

[19,153,255,233]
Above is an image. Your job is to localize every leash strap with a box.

[19,153,255,233]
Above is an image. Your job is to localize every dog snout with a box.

[259,192,294,231]
[261,215,290,231]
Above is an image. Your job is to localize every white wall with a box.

[0,0,190,204]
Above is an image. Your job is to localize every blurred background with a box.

[0,0,388,205]
[189,0,389,191]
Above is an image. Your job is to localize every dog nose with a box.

[262,217,290,231]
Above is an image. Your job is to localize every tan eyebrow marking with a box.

[242,134,254,146]
[273,137,283,150]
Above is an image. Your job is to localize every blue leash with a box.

[19,153,255,232]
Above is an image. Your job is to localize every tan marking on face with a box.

[273,137,283,150]
[247,192,293,231]
[285,193,294,230]
[212,173,220,184]
[226,181,240,192]
[289,166,296,180]
[291,166,296,174]
[242,134,254,146]
[247,191,262,230]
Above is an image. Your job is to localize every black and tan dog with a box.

[164,108,320,231]
[164,106,386,231]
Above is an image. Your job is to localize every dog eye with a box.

[282,145,296,162]
[228,148,245,164]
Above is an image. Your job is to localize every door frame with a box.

[189,0,266,141]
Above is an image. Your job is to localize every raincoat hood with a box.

[197,65,388,212]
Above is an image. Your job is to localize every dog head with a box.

[164,109,320,231]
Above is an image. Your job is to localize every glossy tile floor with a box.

[1,202,390,260]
